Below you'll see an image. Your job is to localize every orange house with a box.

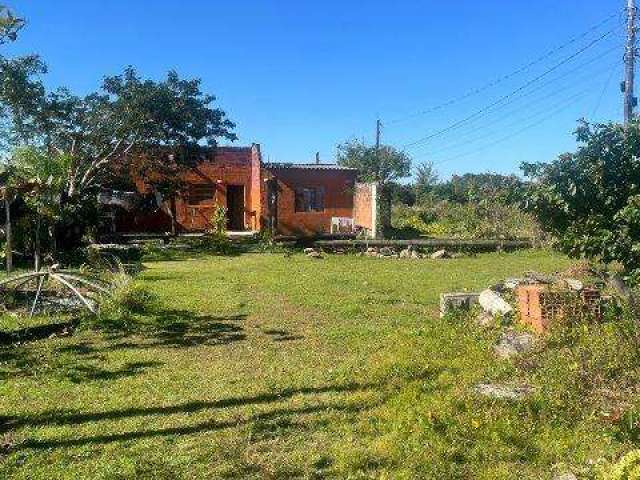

[106,144,377,237]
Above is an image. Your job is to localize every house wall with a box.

[116,146,261,233]
[249,144,263,231]
[173,147,256,231]
[353,182,378,238]
[111,147,362,237]
[266,167,357,236]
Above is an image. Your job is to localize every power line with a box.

[406,47,621,154]
[402,28,620,149]
[409,57,622,157]
[430,91,593,167]
[591,63,617,117]
[422,83,607,161]
[387,12,622,126]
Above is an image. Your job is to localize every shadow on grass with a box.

[0,311,247,385]
[0,321,77,345]
[64,361,164,384]
[7,368,447,450]
[96,310,249,349]
[262,328,304,342]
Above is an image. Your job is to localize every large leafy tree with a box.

[336,140,411,232]
[336,139,411,185]
[3,66,236,198]
[523,120,640,274]
[0,64,237,246]
[0,4,27,272]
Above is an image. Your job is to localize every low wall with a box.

[311,238,533,252]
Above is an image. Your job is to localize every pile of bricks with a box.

[516,284,603,333]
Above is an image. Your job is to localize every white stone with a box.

[553,474,577,480]
[494,330,535,359]
[564,278,584,291]
[503,278,523,290]
[474,383,533,400]
[479,289,513,316]
[475,311,495,327]
[440,292,480,318]
[431,249,450,259]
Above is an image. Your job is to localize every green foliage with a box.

[523,120,640,273]
[0,5,24,45]
[336,139,411,185]
[434,172,526,205]
[93,267,158,330]
[601,450,640,479]
[414,161,439,201]
[207,204,227,238]
[393,200,542,240]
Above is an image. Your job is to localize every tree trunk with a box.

[5,196,12,274]
[34,214,41,272]
[170,196,177,236]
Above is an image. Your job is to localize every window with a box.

[295,186,325,212]
[188,184,216,205]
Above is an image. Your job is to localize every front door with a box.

[226,185,245,231]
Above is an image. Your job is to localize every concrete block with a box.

[440,292,480,318]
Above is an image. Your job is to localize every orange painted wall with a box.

[172,147,258,231]
[266,167,357,236]
[353,183,376,233]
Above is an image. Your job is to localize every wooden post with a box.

[625,0,637,124]
[4,193,12,274]
[34,214,41,272]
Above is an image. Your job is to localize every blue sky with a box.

[7,0,626,178]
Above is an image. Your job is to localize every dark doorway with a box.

[226,185,245,230]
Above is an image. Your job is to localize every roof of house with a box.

[264,162,357,171]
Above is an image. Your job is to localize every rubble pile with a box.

[439,269,607,402]
[303,245,460,260]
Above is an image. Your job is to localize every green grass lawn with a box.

[0,249,632,479]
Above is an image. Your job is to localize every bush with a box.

[523,120,640,275]
[91,267,158,330]
[600,450,640,479]
[392,200,542,240]
[521,302,640,422]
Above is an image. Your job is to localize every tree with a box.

[0,4,27,272]
[336,140,411,185]
[414,161,439,202]
[336,140,411,232]
[0,5,24,45]
[0,65,237,247]
[522,120,640,274]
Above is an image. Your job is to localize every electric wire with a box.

[387,12,622,126]
[402,28,621,149]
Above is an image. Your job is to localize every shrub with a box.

[91,266,158,330]
[600,450,640,479]
[522,302,640,422]
[523,120,640,275]
[208,204,227,238]
[392,201,542,240]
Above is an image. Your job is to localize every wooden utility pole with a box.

[4,192,12,274]
[625,0,637,124]
[375,119,381,149]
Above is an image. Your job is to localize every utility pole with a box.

[375,118,381,149]
[625,0,637,125]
